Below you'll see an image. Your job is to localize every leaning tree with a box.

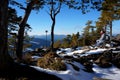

[14,0,45,61]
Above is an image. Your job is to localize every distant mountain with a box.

[30,34,66,50]
[30,38,50,50]
[32,34,66,41]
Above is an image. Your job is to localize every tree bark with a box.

[51,18,55,51]
[109,21,112,42]
[0,0,13,69]
[16,2,33,60]
[49,0,61,51]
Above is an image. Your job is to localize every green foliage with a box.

[58,32,81,48]
[23,34,33,51]
[61,34,71,48]
[101,0,120,21]
[8,7,32,52]
[71,34,79,47]
[54,40,61,48]
[96,21,104,33]
[8,34,32,53]
[95,0,120,43]
[37,51,66,71]
[54,18,106,47]
[8,7,21,33]
[8,33,17,58]
[81,20,97,46]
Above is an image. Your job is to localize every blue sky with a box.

[14,1,120,36]
[27,8,100,35]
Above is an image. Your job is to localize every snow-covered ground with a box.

[31,47,120,80]
[57,48,107,57]
[32,62,120,80]
[93,64,120,80]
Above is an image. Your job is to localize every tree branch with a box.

[55,2,62,16]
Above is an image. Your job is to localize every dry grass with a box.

[37,51,66,71]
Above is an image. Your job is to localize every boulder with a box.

[94,51,112,68]
[112,53,120,68]
[95,55,112,68]
[83,61,93,72]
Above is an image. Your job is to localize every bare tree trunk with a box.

[16,2,33,61]
[104,25,107,41]
[49,0,61,51]
[109,21,112,42]
[51,19,55,51]
[0,0,13,69]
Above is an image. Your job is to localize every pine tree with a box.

[62,35,72,48]
[15,0,44,61]
[98,0,120,43]
[54,40,61,48]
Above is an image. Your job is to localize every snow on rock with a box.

[80,48,107,56]
[31,56,41,61]
[30,41,39,44]
[93,64,120,80]
[23,48,33,53]
[31,47,120,80]
[57,48,107,57]
[57,48,74,57]
[76,47,82,50]
[112,50,120,53]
